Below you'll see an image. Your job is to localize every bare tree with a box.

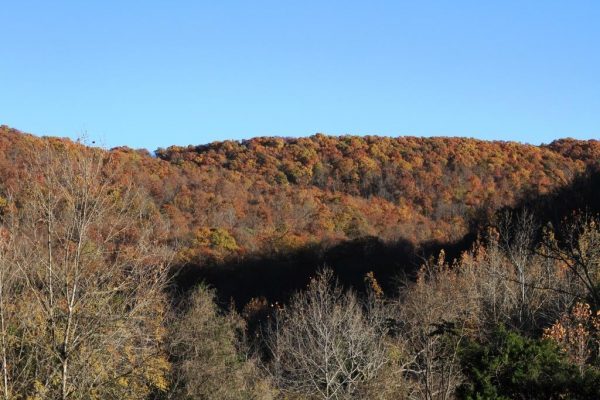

[265,269,388,400]
[0,141,173,399]
[0,201,25,400]
[498,210,537,326]
[470,211,568,331]
[540,213,600,308]
[396,254,479,400]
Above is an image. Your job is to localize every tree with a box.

[541,213,600,308]
[457,326,599,400]
[265,269,388,400]
[168,285,273,400]
[0,141,173,399]
[498,210,537,327]
[0,203,24,399]
[396,253,479,400]
[544,302,600,374]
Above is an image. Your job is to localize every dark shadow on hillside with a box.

[494,166,600,239]
[521,167,600,224]
[172,233,475,311]
[171,167,600,311]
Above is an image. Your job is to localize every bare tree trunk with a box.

[0,280,9,400]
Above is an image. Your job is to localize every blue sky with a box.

[1,1,598,151]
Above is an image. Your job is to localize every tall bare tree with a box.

[498,210,537,327]
[0,200,25,399]
[265,269,388,400]
[0,141,173,399]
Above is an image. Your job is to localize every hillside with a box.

[1,125,598,268]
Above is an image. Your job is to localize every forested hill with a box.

[156,135,599,213]
[1,125,599,266]
[154,134,599,246]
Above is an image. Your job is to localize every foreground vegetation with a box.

[0,128,598,398]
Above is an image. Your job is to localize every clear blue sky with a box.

[1,1,598,151]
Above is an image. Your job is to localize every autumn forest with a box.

[0,125,598,399]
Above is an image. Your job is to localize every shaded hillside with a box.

[174,233,479,311]
[176,167,600,311]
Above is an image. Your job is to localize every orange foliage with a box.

[1,125,598,265]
